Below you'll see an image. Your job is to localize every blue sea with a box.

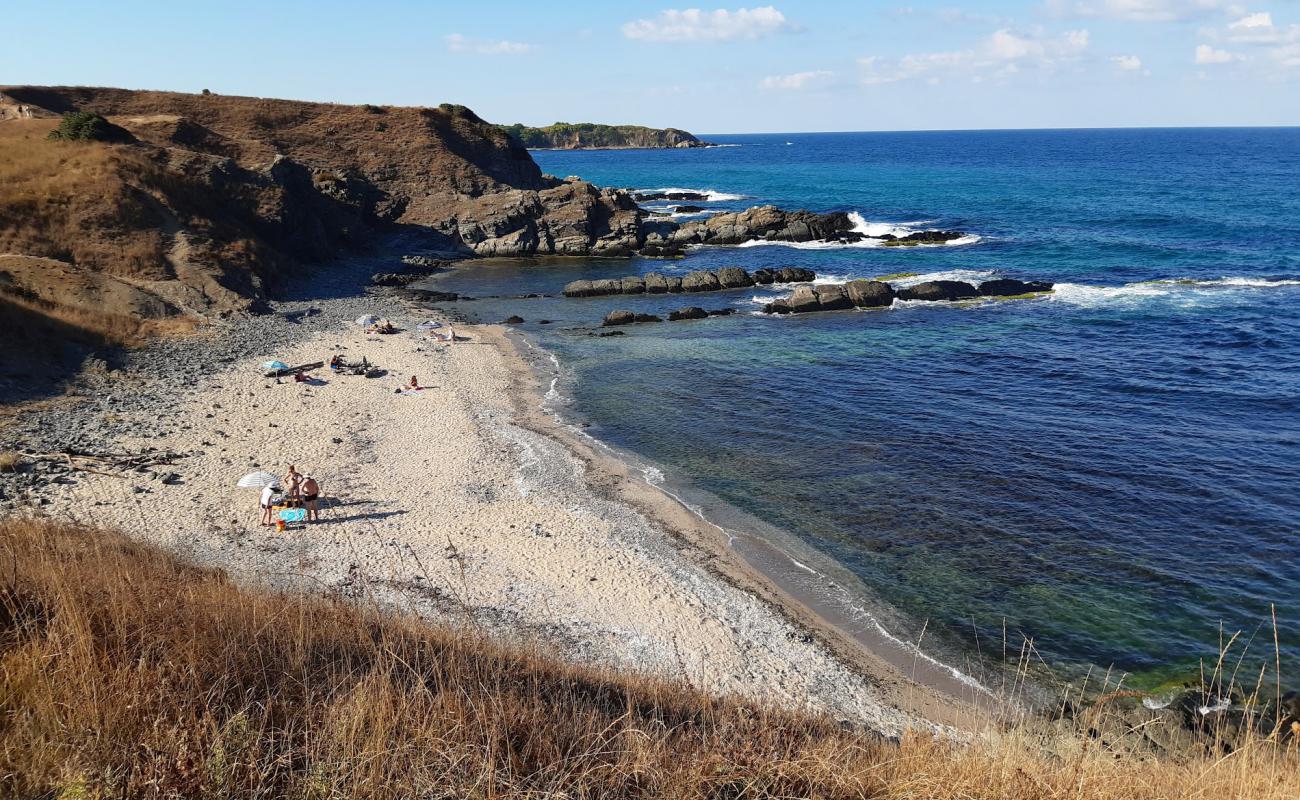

[430,129,1300,691]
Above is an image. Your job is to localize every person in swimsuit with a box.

[301,475,321,521]
[284,465,304,505]
[408,375,421,390]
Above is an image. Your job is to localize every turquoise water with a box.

[434,129,1300,688]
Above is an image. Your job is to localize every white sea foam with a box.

[634,186,745,202]
[1049,275,1300,308]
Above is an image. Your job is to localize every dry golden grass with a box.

[0,451,19,473]
[0,516,1295,799]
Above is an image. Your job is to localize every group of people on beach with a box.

[258,464,322,526]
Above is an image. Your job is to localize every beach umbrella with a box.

[416,320,442,330]
[355,314,380,326]
[236,471,280,489]
[262,360,290,371]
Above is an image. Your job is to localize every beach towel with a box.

[278,508,307,523]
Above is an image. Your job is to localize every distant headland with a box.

[497,121,712,149]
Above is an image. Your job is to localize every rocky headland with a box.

[497,121,711,149]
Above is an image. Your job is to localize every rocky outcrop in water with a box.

[564,267,815,298]
[897,280,980,302]
[655,206,855,247]
[763,277,1054,314]
[978,278,1055,296]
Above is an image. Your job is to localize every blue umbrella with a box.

[263,360,290,371]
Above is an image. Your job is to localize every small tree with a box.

[47,111,115,142]
[201,88,212,96]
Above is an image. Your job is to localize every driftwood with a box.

[263,361,324,378]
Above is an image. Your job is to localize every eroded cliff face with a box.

[0,86,856,337]
[0,86,653,312]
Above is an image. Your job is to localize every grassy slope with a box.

[1,517,1295,799]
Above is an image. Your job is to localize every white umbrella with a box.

[262,360,290,371]
[236,471,280,489]
[416,320,442,329]
[355,314,380,326]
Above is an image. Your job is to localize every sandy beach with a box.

[8,296,979,735]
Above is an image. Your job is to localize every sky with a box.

[2,1,1296,132]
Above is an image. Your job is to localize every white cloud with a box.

[861,28,1090,84]
[622,6,793,42]
[759,69,834,89]
[1229,11,1271,30]
[1045,0,1234,22]
[1221,11,1300,45]
[1195,43,1238,62]
[1111,54,1144,70]
[444,33,535,55]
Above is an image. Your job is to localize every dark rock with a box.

[978,278,1055,296]
[664,276,684,293]
[634,191,709,202]
[667,307,709,321]
[882,230,966,247]
[538,319,552,324]
[751,268,777,284]
[844,279,896,308]
[764,299,793,314]
[603,310,636,326]
[633,313,662,323]
[668,206,853,247]
[643,273,670,294]
[673,205,707,213]
[825,231,868,244]
[786,285,822,313]
[813,284,853,311]
[897,280,980,302]
[563,279,595,298]
[502,315,525,324]
[776,267,817,283]
[715,267,755,289]
[707,308,735,316]
[619,276,646,294]
[640,241,686,258]
[681,270,721,292]
[591,278,622,296]
[402,288,459,302]
[595,330,625,337]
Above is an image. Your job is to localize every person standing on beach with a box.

[301,475,321,522]
[284,465,304,504]
[259,483,278,526]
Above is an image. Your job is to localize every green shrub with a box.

[47,111,114,142]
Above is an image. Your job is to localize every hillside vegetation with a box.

[0,516,1295,799]
[500,121,709,149]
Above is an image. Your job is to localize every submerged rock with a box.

[667,307,709,321]
[603,310,636,326]
[501,315,525,324]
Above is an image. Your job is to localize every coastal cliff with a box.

[0,87,840,335]
[498,121,710,149]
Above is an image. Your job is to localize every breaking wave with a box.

[633,186,745,202]
[736,211,981,250]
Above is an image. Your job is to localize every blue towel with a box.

[278,508,307,523]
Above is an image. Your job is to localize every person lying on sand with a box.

[329,355,343,370]
[429,326,456,344]
[293,369,308,383]
[301,475,321,522]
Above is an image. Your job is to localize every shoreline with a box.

[496,325,1005,722]
[0,270,987,734]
